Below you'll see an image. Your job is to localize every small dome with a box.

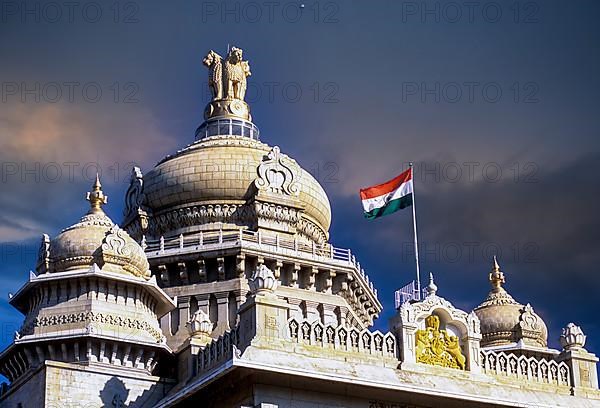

[474,257,547,348]
[45,176,150,279]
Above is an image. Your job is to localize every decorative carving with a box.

[254,202,300,224]
[415,315,466,370]
[468,311,481,335]
[297,217,328,243]
[187,309,213,337]
[519,303,540,332]
[148,203,252,236]
[481,349,571,386]
[516,303,547,347]
[287,318,397,358]
[99,226,150,278]
[400,292,468,325]
[123,167,145,220]
[102,226,134,257]
[249,264,277,295]
[23,311,164,343]
[255,146,300,196]
[36,233,50,274]
[560,323,587,350]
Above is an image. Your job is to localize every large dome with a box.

[131,135,332,243]
[41,176,150,279]
[122,46,332,244]
[474,258,547,348]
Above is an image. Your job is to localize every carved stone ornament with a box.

[22,311,164,343]
[148,203,253,236]
[102,226,134,258]
[36,233,50,274]
[187,309,213,337]
[560,322,587,350]
[249,264,277,295]
[517,303,547,347]
[255,146,300,196]
[123,166,145,220]
[401,293,470,327]
[519,303,541,332]
[415,315,466,370]
[100,226,150,278]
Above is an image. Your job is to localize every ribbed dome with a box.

[44,176,150,279]
[474,258,547,348]
[140,135,332,241]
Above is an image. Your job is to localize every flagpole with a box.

[409,162,421,300]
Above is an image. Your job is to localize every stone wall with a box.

[45,361,172,407]
[2,361,172,408]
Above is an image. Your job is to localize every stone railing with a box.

[196,327,240,374]
[144,229,377,297]
[480,349,570,387]
[287,318,397,359]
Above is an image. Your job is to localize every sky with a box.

[0,0,599,361]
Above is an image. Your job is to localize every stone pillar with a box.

[217,257,225,281]
[306,267,317,291]
[178,296,191,336]
[238,265,290,350]
[323,270,335,294]
[304,300,320,323]
[557,323,599,394]
[214,292,230,335]
[464,311,482,373]
[287,298,303,320]
[236,254,246,278]
[178,262,189,285]
[158,264,169,286]
[195,294,210,314]
[558,349,599,393]
[197,259,207,283]
[179,310,213,381]
[321,304,337,326]
[273,260,283,281]
[390,312,417,365]
[338,306,349,327]
[290,264,300,288]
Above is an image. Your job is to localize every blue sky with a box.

[1,0,599,358]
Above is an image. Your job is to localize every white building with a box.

[1,47,599,408]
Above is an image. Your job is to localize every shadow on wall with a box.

[98,375,169,408]
[99,377,129,407]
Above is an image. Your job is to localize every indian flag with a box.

[360,168,413,219]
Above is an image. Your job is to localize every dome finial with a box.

[489,255,505,292]
[425,272,438,297]
[86,173,108,214]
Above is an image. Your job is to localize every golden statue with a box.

[202,46,252,121]
[203,50,224,100]
[224,47,251,100]
[415,315,466,370]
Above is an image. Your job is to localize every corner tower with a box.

[0,177,175,407]
[121,47,381,353]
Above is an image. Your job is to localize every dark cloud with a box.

[327,153,600,351]
[1,0,599,356]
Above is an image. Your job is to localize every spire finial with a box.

[86,173,108,214]
[425,272,438,297]
[489,255,505,292]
